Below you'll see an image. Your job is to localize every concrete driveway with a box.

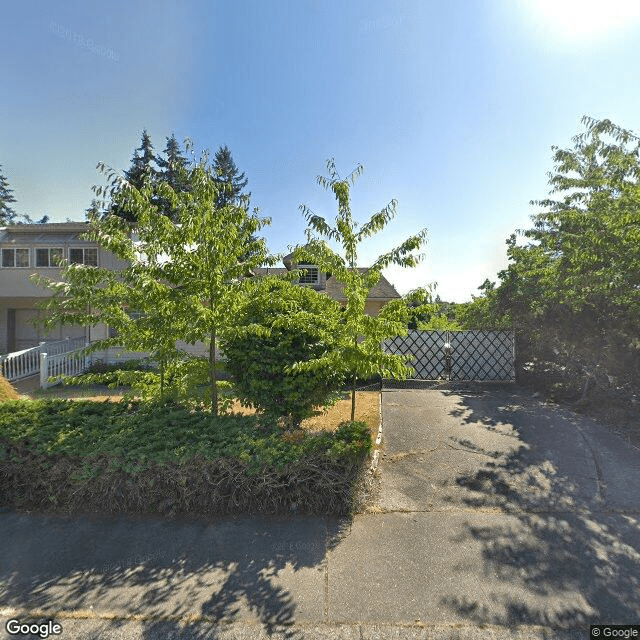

[1,385,639,639]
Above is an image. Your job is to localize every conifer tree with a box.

[110,130,159,222]
[156,134,190,222]
[213,145,249,208]
[0,164,17,225]
[212,145,261,264]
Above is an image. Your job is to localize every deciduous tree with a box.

[287,159,431,420]
[35,153,279,413]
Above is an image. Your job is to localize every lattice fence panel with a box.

[381,330,448,379]
[450,331,515,381]
[381,330,515,381]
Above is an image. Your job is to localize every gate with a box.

[382,330,515,381]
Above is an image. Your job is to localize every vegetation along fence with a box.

[1,337,87,383]
[382,330,515,381]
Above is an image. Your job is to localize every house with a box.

[0,222,123,354]
[253,249,402,316]
[0,224,403,356]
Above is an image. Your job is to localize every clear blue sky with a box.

[3,0,640,302]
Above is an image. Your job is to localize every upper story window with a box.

[70,247,98,266]
[1,248,30,268]
[298,264,319,284]
[36,247,64,267]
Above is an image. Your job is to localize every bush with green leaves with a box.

[221,276,346,428]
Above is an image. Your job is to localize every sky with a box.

[3,0,640,302]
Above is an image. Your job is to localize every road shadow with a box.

[441,389,640,628]
[0,512,347,639]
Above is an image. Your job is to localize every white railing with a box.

[1,337,88,382]
[40,347,90,389]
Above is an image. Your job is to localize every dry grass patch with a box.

[227,390,380,438]
[0,375,20,402]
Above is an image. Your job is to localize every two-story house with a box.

[0,223,402,357]
[0,222,123,353]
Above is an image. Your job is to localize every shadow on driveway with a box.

[442,389,640,627]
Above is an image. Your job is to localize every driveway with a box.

[336,385,640,628]
[1,385,639,639]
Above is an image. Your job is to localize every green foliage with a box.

[0,164,17,225]
[156,134,190,222]
[463,117,640,391]
[454,279,512,330]
[0,399,371,477]
[110,130,160,222]
[33,149,279,413]
[221,276,346,428]
[287,159,431,419]
[405,284,462,330]
[213,144,249,208]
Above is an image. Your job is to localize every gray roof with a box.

[0,222,93,245]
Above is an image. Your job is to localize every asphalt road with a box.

[1,385,639,639]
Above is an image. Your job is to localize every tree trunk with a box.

[210,329,218,415]
[351,371,356,422]
[159,358,165,396]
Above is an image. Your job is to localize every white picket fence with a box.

[0,337,88,386]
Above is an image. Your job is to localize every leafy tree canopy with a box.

[286,159,432,420]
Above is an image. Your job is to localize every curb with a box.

[370,390,383,472]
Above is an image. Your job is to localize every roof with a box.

[325,268,401,301]
[0,222,94,245]
[252,266,401,301]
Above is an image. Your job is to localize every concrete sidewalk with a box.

[1,386,639,638]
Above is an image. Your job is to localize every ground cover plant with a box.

[0,394,373,516]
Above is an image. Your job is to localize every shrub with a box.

[61,357,234,411]
[221,277,346,428]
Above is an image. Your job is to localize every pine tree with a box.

[156,134,190,222]
[0,165,17,225]
[212,145,259,263]
[110,130,159,222]
[212,145,249,208]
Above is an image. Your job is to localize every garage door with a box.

[13,309,86,351]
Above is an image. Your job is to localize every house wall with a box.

[90,341,225,365]
[0,245,125,298]
[0,230,127,353]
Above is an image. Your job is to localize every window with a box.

[36,248,63,267]
[298,264,319,284]
[69,247,98,266]
[1,248,30,267]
